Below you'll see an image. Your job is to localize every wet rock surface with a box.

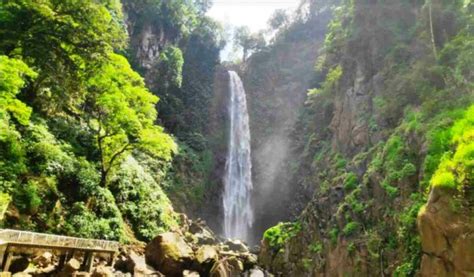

[1,216,272,277]
[140,215,265,276]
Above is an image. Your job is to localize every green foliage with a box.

[307,65,342,104]
[381,180,399,199]
[324,2,354,54]
[159,46,184,88]
[264,221,302,250]
[309,242,323,253]
[0,56,37,181]
[394,193,424,277]
[64,201,125,241]
[343,221,360,236]
[0,0,126,112]
[13,181,42,215]
[422,109,465,188]
[344,172,358,191]
[110,156,178,241]
[344,189,365,214]
[163,142,215,207]
[0,0,194,243]
[25,122,75,176]
[334,153,347,169]
[329,228,339,245]
[430,105,474,190]
[276,0,473,275]
[233,26,266,61]
[86,53,176,185]
[301,258,313,271]
[0,56,37,125]
[0,112,26,180]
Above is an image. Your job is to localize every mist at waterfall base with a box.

[222,71,254,243]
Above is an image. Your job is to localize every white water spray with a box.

[223,71,254,241]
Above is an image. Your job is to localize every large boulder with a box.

[145,232,194,276]
[115,250,163,276]
[91,264,114,277]
[195,245,219,274]
[195,245,219,265]
[32,252,53,268]
[241,253,259,271]
[224,240,249,253]
[189,220,218,245]
[57,258,81,277]
[210,257,244,277]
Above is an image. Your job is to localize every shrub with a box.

[263,221,302,250]
[431,170,456,189]
[13,181,42,214]
[309,242,323,253]
[0,112,27,180]
[64,202,125,241]
[343,222,360,236]
[344,172,358,191]
[381,180,399,198]
[429,105,473,191]
[400,163,417,178]
[329,228,339,245]
[110,156,178,241]
[335,154,347,169]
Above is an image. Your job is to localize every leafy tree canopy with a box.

[85,53,176,185]
[0,56,37,125]
[0,0,126,113]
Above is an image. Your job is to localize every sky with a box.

[207,0,300,33]
[207,0,301,60]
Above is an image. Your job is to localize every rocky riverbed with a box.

[2,215,270,277]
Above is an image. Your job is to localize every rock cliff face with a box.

[255,0,473,276]
[418,187,474,276]
[122,1,176,89]
[241,7,334,244]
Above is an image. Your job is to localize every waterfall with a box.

[223,71,254,241]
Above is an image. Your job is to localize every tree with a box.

[234,26,267,62]
[0,56,37,125]
[85,53,177,186]
[194,0,213,15]
[268,9,289,30]
[0,56,37,179]
[159,46,185,88]
[0,0,126,114]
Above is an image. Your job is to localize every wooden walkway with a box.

[0,229,119,273]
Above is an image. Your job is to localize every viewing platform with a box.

[0,229,119,273]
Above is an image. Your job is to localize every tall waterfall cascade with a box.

[223,71,254,241]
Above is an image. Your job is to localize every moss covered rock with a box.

[145,232,194,276]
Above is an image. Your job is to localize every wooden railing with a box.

[0,229,119,252]
[0,229,119,273]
